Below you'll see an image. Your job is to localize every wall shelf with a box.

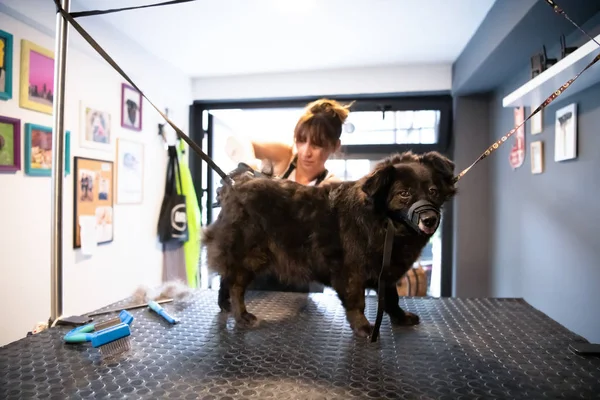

[502,33,600,108]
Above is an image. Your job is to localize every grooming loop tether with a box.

[48,0,599,341]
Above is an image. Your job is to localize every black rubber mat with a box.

[1,290,599,399]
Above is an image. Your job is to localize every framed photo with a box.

[73,156,114,248]
[20,39,54,114]
[530,141,544,174]
[116,138,144,204]
[0,115,20,172]
[79,100,112,151]
[0,29,14,101]
[24,123,71,176]
[121,83,142,131]
[530,109,543,135]
[554,103,577,162]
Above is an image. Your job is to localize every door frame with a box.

[189,93,454,296]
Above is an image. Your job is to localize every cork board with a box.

[73,156,114,248]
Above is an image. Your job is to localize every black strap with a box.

[52,0,230,185]
[165,146,183,196]
[370,219,395,343]
[281,155,329,186]
[69,0,197,18]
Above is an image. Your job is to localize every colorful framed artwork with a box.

[121,83,142,131]
[116,138,144,204]
[24,123,71,176]
[0,116,20,172]
[0,29,14,101]
[79,100,112,151]
[530,141,544,174]
[73,156,114,248]
[20,39,54,114]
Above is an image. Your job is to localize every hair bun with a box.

[306,98,352,124]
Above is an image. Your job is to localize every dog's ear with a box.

[361,164,396,199]
[420,151,455,184]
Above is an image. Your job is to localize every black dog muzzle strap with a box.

[388,200,441,234]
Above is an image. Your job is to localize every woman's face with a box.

[295,137,339,176]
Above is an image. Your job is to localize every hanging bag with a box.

[157,146,189,243]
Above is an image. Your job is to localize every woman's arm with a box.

[252,141,293,164]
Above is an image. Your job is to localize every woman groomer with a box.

[226,98,353,293]
[250,98,351,186]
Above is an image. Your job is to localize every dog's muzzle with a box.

[388,200,441,236]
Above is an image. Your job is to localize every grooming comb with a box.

[64,310,134,344]
[148,300,179,324]
[87,298,172,317]
[91,322,132,358]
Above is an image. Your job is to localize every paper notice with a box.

[79,215,97,256]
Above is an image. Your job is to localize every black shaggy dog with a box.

[202,151,457,338]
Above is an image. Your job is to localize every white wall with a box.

[192,64,452,100]
[0,2,192,346]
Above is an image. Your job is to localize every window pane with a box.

[325,159,347,180]
[341,111,396,145]
[395,110,440,144]
[420,128,437,144]
[412,110,438,128]
[396,111,415,129]
[339,109,441,145]
[345,159,372,181]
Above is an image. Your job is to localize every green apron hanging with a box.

[175,140,201,289]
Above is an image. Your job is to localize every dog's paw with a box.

[390,311,420,326]
[353,323,373,338]
[236,311,258,325]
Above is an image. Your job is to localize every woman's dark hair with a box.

[294,98,353,150]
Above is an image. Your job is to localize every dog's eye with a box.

[400,190,411,198]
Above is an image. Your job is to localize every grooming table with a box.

[1,291,599,399]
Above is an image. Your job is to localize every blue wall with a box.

[452,1,600,342]
[487,15,600,342]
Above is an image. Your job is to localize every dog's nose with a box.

[422,216,438,228]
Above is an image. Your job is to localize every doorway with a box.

[190,94,453,296]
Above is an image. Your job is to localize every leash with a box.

[53,0,599,343]
[370,219,395,343]
[52,0,231,186]
[453,0,600,184]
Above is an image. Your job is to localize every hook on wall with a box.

[158,107,169,142]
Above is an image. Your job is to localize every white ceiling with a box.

[70,0,497,78]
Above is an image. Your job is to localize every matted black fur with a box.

[202,151,457,338]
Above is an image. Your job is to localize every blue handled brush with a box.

[64,310,134,344]
[148,300,178,324]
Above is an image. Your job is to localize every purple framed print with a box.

[0,115,21,172]
[121,83,142,131]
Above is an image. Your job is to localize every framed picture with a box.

[121,83,142,131]
[24,123,71,176]
[79,100,112,151]
[116,138,144,204]
[73,156,114,248]
[0,115,20,172]
[554,103,577,162]
[530,109,543,135]
[0,29,14,101]
[20,39,54,114]
[530,141,544,174]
